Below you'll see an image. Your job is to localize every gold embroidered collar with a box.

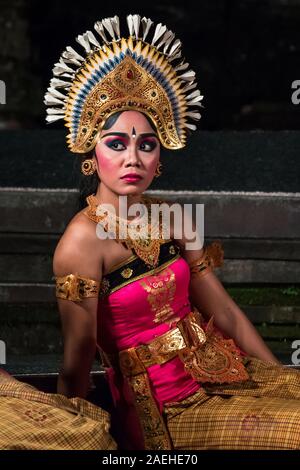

[83,194,169,268]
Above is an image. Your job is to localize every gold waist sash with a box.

[118,309,249,384]
[106,309,249,451]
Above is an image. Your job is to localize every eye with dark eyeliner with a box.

[105,138,127,151]
[139,139,157,152]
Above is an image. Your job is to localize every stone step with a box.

[0,300,299,365]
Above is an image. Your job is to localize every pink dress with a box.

[97,240,201,448]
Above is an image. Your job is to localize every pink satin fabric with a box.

[98,256,201,411]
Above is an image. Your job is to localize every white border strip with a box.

[0,187,79,192]
[148,190,300,197]
[0,187,300,197]
[0,283,55,287]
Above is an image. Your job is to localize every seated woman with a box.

[0,369,116,450]
[46,14,300,450]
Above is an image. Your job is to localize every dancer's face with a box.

[94,111,160,196]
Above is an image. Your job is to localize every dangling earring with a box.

[155,161,162,178]
[81,158,96,176]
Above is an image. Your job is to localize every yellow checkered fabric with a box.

[164,357,300,450]
[0,375,117,450]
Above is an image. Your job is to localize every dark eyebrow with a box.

[139,133,158,139]
[101,132,158,139]
[101,132,129,139]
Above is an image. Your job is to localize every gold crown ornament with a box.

[44,14,204,153]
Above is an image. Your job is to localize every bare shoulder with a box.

[53,208,103,280]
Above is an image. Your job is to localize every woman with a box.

[47,14,300,450]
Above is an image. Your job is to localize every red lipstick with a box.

[121,173,143,183]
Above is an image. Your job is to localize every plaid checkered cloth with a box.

[0,374,117,450]
[164,357,300,450]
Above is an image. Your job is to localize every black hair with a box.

[77,110,158,210]
[77,148,100,211]
[102,110,157,132]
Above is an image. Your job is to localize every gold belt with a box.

[118,311,206,376]
[106,309,249,451]
[116,309,249,384]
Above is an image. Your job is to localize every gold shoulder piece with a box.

[188,241,224,279]
[54,273,100,301]
[205,240,224,268]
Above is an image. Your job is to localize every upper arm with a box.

[163,199,226,308]
[53,216,102,371]
[188,269,230,319]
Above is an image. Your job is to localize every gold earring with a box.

[155,161,162,178]
[81,159,96,176]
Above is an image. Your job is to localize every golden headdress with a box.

[44,14,203,153]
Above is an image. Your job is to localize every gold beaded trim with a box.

[188,241,224,279]
[54,273,100,301]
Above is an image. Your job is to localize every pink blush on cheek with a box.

[95,149,117,171]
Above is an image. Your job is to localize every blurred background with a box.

[1,0,300,190]
[1,0,300,131]
[0,0,299,375]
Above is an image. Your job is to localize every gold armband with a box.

[54,273,100,301]
[188,241,224,279]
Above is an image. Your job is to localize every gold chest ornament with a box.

[84,194,170,267]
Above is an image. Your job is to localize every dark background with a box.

[1,0,300,130]
[0,0,300,190]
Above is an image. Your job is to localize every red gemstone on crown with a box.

[127,69,134,80]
